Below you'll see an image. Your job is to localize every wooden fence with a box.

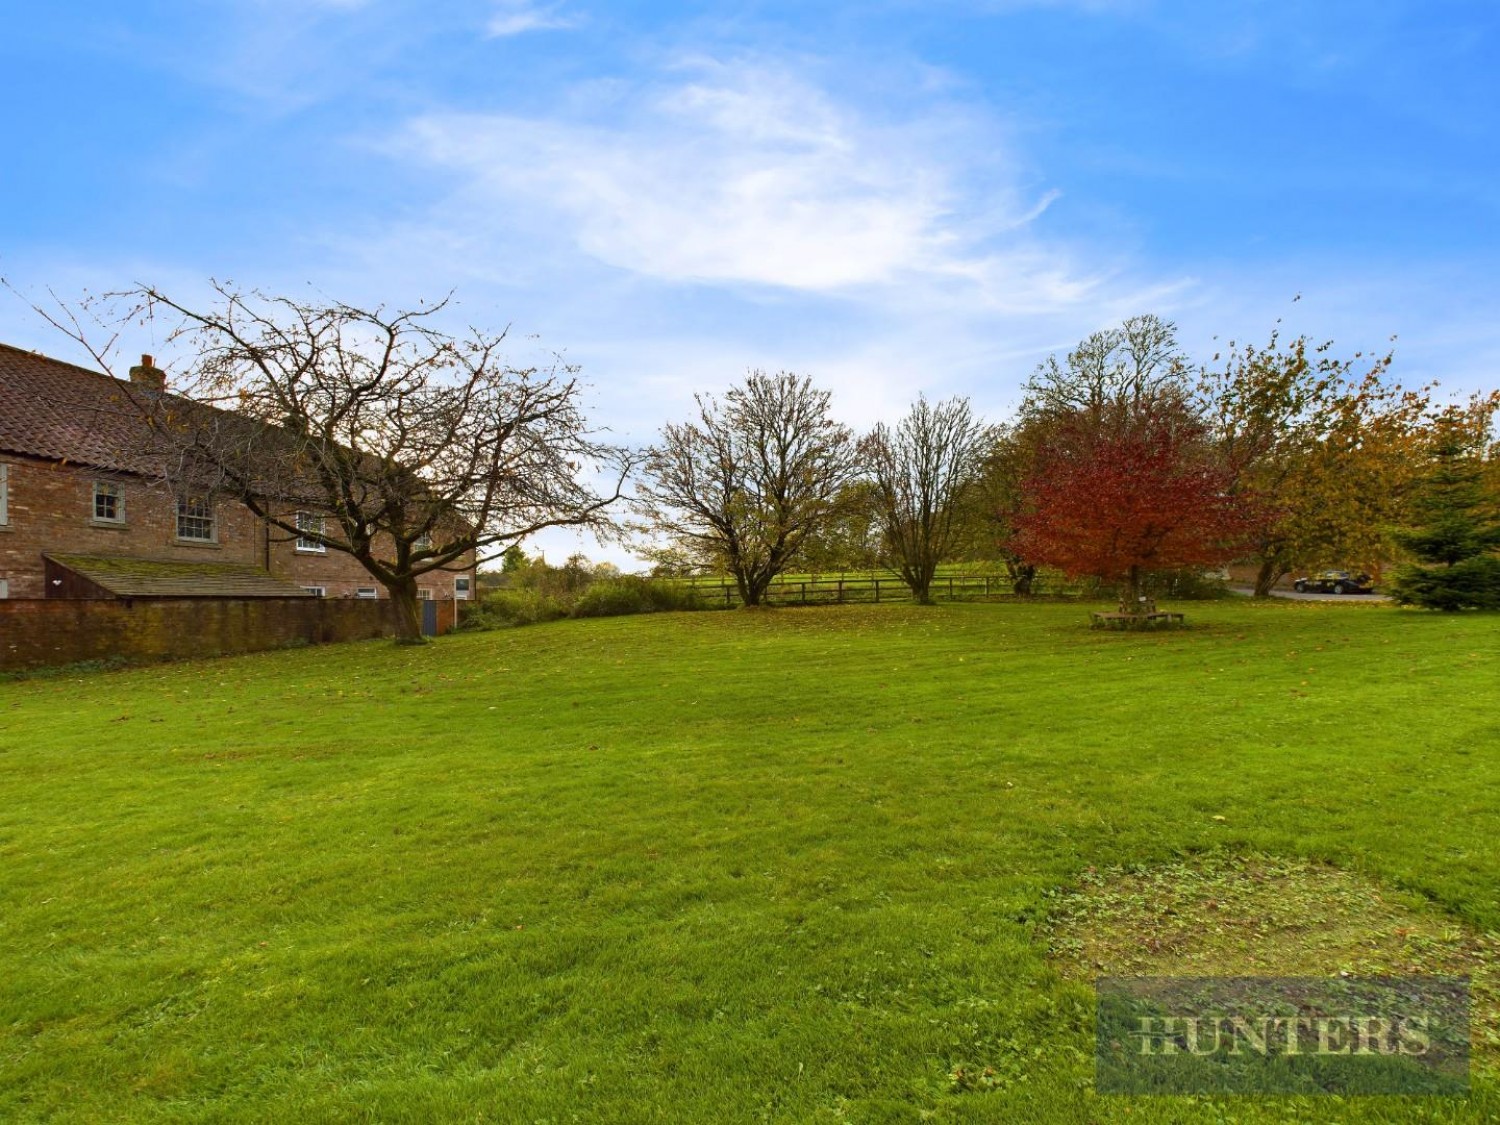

[685,574,1025,607]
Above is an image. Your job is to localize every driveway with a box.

[1229,586,1393,603]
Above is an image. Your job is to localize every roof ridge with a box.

[0,341,144,389]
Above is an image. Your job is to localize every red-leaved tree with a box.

[1011,406,1257,604]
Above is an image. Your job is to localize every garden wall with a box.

[0,597,400,673]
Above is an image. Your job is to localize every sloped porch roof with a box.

[44,554,314,598]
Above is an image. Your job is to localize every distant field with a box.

[1,599,1496,1122]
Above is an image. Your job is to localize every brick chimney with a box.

[128,354,167,391]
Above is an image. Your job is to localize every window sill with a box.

[294,548,328,555]
[173,538,222,550]
[89,520,128,530]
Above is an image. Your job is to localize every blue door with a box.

[421,599,439,637]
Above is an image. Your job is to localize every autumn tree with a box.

[1001,314,1202,599]
[43,283,630,642]
[1200,328,1430,595]
[1010,403,1256,605]
[864,396,993,603]
[1390,395,1500,611]
[961,422,1051,594]
[635,371,858,606]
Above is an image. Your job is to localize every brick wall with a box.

[267,525,477,601]
[0,455,265,598]
[0,597,401,672]
[0,454,477,602]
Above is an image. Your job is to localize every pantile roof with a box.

[0,343,169,475]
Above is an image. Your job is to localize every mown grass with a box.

[0,599,1496,1123]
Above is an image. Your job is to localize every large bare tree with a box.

[864,396,993,603]
[635,371,858,606]
[42,283,631,642]
[1021,313,1191,428]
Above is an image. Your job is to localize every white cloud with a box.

[327,52,1190,520]
[486,1,577,37]
[390,58,1092,304]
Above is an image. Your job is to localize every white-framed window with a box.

[92,481,124,523]
[0,579,9,599]
[295,511,326,553]
[416,588,433,600]
[454,576,472,600]
[176,496,215,542]
[355,586,378,599]
[302,586,326,598]
[0,463,9,525]
[414,533,433,552]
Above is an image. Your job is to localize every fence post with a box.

[837,579,844,603]
[800,581,807,605]
[875,579,881,603]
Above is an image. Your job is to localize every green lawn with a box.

[1,599,1496,1122]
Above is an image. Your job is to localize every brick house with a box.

[0,342,476,605]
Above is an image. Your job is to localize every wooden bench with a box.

[1089,608,1186,629]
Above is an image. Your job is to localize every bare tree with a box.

[635,371,858,606]
[1021,313,1191,428]
[39,282,631,643]
[864,396,993,603]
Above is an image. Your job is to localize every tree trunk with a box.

[387,577,427,645]
[736,569,764,607]
[1012,564,1036,595]
[1252,557,1284,598]
[1124,565,1143,609]
[909,562,935,605]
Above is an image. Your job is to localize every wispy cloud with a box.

[390,57,1091,307]
[486,1,578,38]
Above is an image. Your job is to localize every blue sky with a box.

[3,1,1497,563]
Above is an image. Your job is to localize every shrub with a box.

[457,589,569,631]
[571,578,700,619]
[1391,555,1500,612]
[458,577,703,630]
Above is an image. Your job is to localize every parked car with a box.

[1292,570,1375,595]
